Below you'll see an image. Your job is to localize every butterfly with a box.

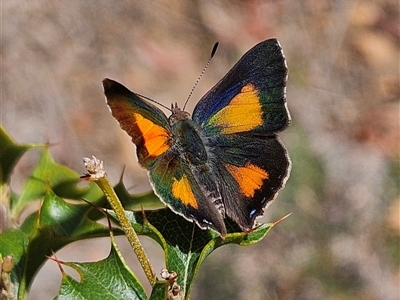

[103,38,291,238]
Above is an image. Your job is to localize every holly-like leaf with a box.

[0,126,40,231]
[55,231,148,300]
[136,209,274,299]
[10,149,92,219]
[0,189,111,298]
[105,207,275,299]
[148,281,170,300]
[0,125,39,185]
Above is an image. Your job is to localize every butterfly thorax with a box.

[169,108,208,166]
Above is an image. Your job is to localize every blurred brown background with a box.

[2,1,399,299]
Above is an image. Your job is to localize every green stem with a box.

[83,156,157,285]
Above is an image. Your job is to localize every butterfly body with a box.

[104,38,291,237]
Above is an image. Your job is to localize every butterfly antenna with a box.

[183,42,219,111]
[135,93,172,112]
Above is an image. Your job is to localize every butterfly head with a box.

[169,102,191,125]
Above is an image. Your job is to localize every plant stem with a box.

[82,156,157,285]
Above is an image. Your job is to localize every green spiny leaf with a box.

[0,189,112,298]
[0,125,40,185]
[55,230,148,300]
[148,281,170,300]
[11,149,90,219]
[113,208,276,299]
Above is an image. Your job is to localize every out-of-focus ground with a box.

[1,1,399,299]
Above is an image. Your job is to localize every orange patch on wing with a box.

[132,113,170,157]
[208,84,262,134]
[171,175,198,208]
[108,100,170,158]
[226,163,269,198]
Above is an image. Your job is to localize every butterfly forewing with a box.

[103,79,172,168]
[193,39,289,135]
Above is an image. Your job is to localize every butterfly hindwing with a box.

[193,39,289,135]
[209,134,290,231]
[103,79,172,168]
